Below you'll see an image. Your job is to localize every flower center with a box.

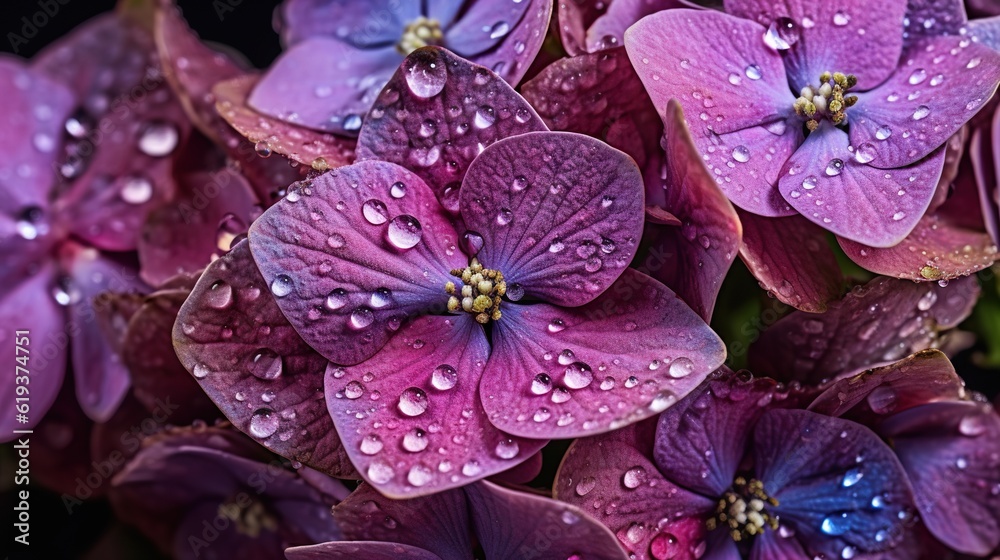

[706,477,780,542]
[445,258,506,324]
[217,497,278,538]
[397,16,443,55]
[793,71,859,131]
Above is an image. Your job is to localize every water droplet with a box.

[649,532,680,560]
[403,428,429,452]
[841,468,863,487]
[549,240,565,253]
[326,288,348,310]
[548,319,566,333]
[867,385,897,414]
[512,175,529,192]
[350,307,375,329]
[398,387,428,416]
[763,17,800,50]
[461,231,484,255]
[360,434,383,455]
[533,407,551,422]
[916,290,937,311]
[912,105,930,120]
[461,460,482,477]
[876,125,892,140]
[387,214,423,249]
[474,106,496,128]
[531,373,553,395]
[564,362,594,389]
[967,57,982,69]
[854,143,877,164]
[363,199,389,224]
[892,211,905,221]
[270,275,293,297]
[623,466,647,488]
[576,477,597,496]
[249,348,283,380]
[732,145,750,162]
[495,438,519,459]
[367,460,394,484]
[668,357,695,378]
[193,364,210,379]
[496,207,513,225]
[249,408,279,438]
[955,456,968,469]
[370,287,393,309]
[488,21,510,39]
[821,514,848,535]
[205,280,233,309]
[958,415,987,436]
[802,176,818,189]
[825,159,844,176]
[254,141,272,157]
[119,176,154,204]
[390,181,407,198]
[929,74,944,86]
[506,283,524,301]
[728,73,742,85]
[404,53,448,98]
[832,11,851,26]
[138,121,179,157]
[745,64,762,80]
[344,381,365,399]
[908,68,927,85]
[33,133,54,153]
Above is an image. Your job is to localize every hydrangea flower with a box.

[810,350,1000,555]
[287,480,627,559]
[0,10,189,438]
[556,371,919,559]
[110,426,344,560]
[249,0,553,137]
[624,1,1000,249]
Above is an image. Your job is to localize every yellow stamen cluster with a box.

[793,71,859,130]
[706,477,780,542]
[218,498,278,538]
[446,258,506,324]
[397,16,443,55]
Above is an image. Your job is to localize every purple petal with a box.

[879,400,1000,554]
[332,483,473,558]
[777,123,944,247]
[214,74,357,167]
[465,481,630,560]
[654,372,799,497]
[0,57,73,207]
[725,0,906,91]
[443,0,532,58]
[248,161,465,365]
[849,37,1000,169]
[807,349,966,420]
[556,421,714,560]
[325,313,544,498]
[124,288,221,424]
[250,39,399,136]
[462,132,644,307]
[286,542,442,560]
[971,108,1000,246]
[586,0,690,52]
[556,0,609,55]
[64,249,145,421]
[0,265,65,439]
[173,241,356,477]
[356,47,547,202]
[755,409,915,558]
[737,210,844,313]
[642,101,741,321]
[138,168,260,286]
[903,0,968,46]
[480,268,725,438]
[969,16,1000,52]
[748,275,979,385]
[278,0,419,47]
[624,9,801,217]
[459,0,552,85]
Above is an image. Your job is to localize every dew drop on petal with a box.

[912,105,930,120]
[841,468,863,487]
[802,176,818,189]
[763,17,800,50]
[249,408,279,438]
[270,274,293,297]
[249,348,283,380]
[745,64,762,80]
[363,199,389,224]
[576,477,596,496]
[832,11,850,26]
[344,381,365,399]
[360,434,383,455]
[138,121,179,157]
[387,214,423,248]
[350,307,375,329]
[668,357,695,378]
[390,181,407,198]
[120,176,153,204]
[731,145,750,162]
[402,429,429,452]
[205,280,233,309]
[431,364,458,391]
[564,362,594,389]
[367,460,394,484]
[495,438,519,459]
[825,159,844,176]
[398,387,429,416]
[854,143,877,164]
[531,373,553,395]
[548,319,566,333]
[623,466,647,489]
[326,288,348,310]
[404,55,447,98]
[876,125,892,140]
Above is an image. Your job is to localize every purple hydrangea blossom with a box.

[624,0,1000,250]
[246,0,552,137]
[287,480,628,560]
[810,350,1000,555]
[556,371,919,559]
[110,426,345,560]
[0,12,190,438]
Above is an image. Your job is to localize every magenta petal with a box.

[725,0,906,91]
[286,542,442,560]
[0,58,73,207]
[778,123,943,247]
[654,373,796,497]
[903,0,968,46]
[250,39,399,136]
[249,161,464,365]
[465,481,630,560]
[214,74,357,168]
[326,313,544,498]
[64,250,145,421]
[879,401,1000,555]
[555,423,713,560]
[754,410,915,559]
[972,111,1000,246]
[139,169,259,286]
[586,0,690,52]
[969,16,1000,51]
[356,47,547,202]
[849,37,1000,169]
[480,269,725,438]
[557,0,608,55]
[808,349,966,421]
[644,102,741,321]
[0,265,65,439]
[279,0,419,47]
[173,241,356,477]
[333,483,473,558]
[460,0,552,85]
[737,210,844,313]
[749,275,979,384]
[462,132,644,306]
[443,0,532,58]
